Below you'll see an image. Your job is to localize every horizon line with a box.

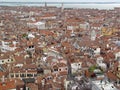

[0,2,120,4]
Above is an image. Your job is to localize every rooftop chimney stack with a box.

[13,41,17,47]
[2,75,5,83]
[1,75,6,86]
[2,41,5,46]
[0,20,3,26]
[41,79,45,87]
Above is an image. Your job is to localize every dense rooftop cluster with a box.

[0,5,120,90]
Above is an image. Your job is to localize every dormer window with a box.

[54,69,58,71]
[29,45,34,48]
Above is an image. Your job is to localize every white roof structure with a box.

[92,80,118,90]
[34,21,45,26]
[28,33,35,38]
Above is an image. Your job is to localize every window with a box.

[56,88,61,90]
[50,77,52,79]
[47,77,49,80]
[49,76,52,80]
[111,86,114,88]
[27,87,30,90]
[27,74,33,77]
[117,57,120,60]
[20,74,25,77]
[11,74,14,77]
[59,69,61,71]
[16,74,19,77]
[48,88,52,90]
[54,69,58,71]
[34,74,37,77]
[20,88,23,90]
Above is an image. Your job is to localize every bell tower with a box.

[45,2,47,8]
[61,3,64,12]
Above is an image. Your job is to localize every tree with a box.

[88,65,97,72]
[22,33,27,38]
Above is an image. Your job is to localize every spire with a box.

[61,3,64,12]
[45,2,47,8]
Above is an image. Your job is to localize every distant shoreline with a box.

[0,2,120,4]
[0,2,120,10]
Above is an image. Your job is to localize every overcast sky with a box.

[1,0,120,2]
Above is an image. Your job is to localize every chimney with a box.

[1,75,6,86]
[19,71,20,78]
[9,73,12,81]
[0,20,3,26]
[25,70,28,78]
[53,74,58,83]
[13,41,17,48]
[35,79,38,84]
[118,60,120,64]
[15,80,17,84]
[24,61,26,65]
[41,79,45,87]
[2,41,5,46]
[2,75,5,83]
[106,44,110,48]
[117,79,119,86]
[32,59,34,63]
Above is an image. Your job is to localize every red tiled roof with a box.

[0,80,16,90]
[107,71,118,80]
